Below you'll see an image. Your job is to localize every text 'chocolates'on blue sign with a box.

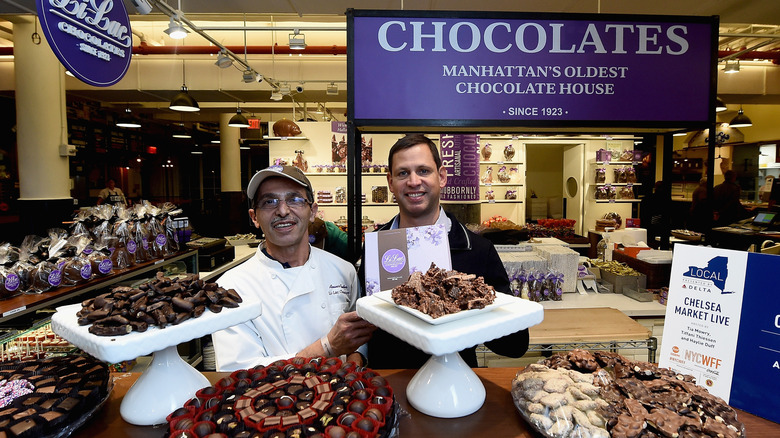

[350,11,717,126]
[37,0,133,87]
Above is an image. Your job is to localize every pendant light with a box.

[228,105,250,128]
[169,60,199,112]
[715,97,727,113]
[729,106,753,128]
[116,107,141,128]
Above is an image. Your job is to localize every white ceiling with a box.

[2,0,780,126]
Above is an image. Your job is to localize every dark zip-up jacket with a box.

[364,211,530,368]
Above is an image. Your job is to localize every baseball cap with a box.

[247,165,313,201]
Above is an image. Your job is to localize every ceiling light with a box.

[326,82,338,95]
[170,85,199,112]
[215,50,233,68]
[716,97,727,113]
[279,83,291,95]
[289,29,306,50]
[672,132,687,137]
[164,17,189,39]
[170,61,199,112]
[723,60,740,74]
[729,106,753,128]
[228,107,250,128]
[270,89,283,101]
[242,70,255,83]
[172,123,191,138]
[116,107,141,128]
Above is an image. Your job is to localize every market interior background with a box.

[2,0,780,240]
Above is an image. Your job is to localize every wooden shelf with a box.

[0,250,198,325]
[594,183,642,187]
[480,161,523,165]
[263,136,308,140]
[482,199,523,204]
[480,182,522,186]
[595,199,639,203]
[595,161,638,165]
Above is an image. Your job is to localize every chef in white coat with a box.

[212,165,375,371]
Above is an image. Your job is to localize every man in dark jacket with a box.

[365,133,529,369]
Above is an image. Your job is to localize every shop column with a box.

[219,113,243,235]
[13,16,72,236]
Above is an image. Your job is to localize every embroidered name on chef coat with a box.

[328,284,349,295]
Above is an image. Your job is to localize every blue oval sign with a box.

[36,0,132,87]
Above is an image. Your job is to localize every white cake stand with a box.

[356,292,543,418]
[51,301,262,425]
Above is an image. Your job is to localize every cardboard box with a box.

[600,270,646,294]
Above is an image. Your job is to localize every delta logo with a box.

[682,256,733,294]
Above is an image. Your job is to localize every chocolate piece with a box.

[193,421,215,436]
[9,418,37,436]
[355,418,375,432]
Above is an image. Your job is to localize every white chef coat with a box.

[212,244,362,371]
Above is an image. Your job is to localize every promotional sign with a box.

[37,0,133,87]
[363,224,451,295]
[350,11,716,127]
[659,244,780,423]
[440,134,480,202]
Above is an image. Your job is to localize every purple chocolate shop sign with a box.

[440,134,480,202]
[350,11,717,127]
[36,0,132,87]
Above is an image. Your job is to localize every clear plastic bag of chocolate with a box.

[146,204,166,260]
[480,143,492,160]
[497,165,511,183]
[625,167,637,183]
[91,204,116,243]
[133,202,152,263]
[28,228,68,294]
[161,203,184,255]
[0,242,20,267]
[87,238,114,277]
[613,167,627,183]
[619,186,635,199]
[70,208,93,237]
[481,166,493,184]
[111,206,136,269]
[595,167,606,184]
[58,235,93,286]
[0,244,23,300]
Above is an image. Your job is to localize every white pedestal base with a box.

[405,352,486,418]
[120,345,210,425]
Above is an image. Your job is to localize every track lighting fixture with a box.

[215,50,233,68]
[723,60,740,74]
[116,107,141,128]
[228,106,250,128]
[164,17,189,39]
[288,29,306,50]
[270,89,283,101]
[729,106,753,128]
[279,83,291,95]
[326,82,338,95]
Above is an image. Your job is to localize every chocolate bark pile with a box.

[391,264,496,319]
[512,349,745,438]
[77,272,242,336]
